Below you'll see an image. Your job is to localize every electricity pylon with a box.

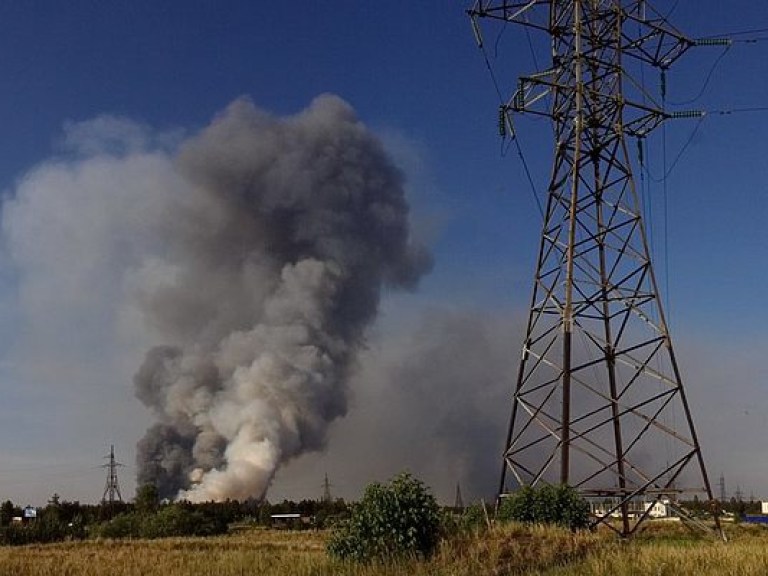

[102,445,124,505]
[322,473,332,504]
[468,1,723,537]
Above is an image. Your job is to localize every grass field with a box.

[1,522,767,575]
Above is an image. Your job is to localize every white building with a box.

[644,499,670,519]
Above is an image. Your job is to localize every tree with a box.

[0,500,15,527]
[135,484,160,514]
[258,502,273,526]
[497,484,590,531]
[327,473,442,563]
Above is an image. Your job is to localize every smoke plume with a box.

[130,95,429,501]
[268,307,514,504]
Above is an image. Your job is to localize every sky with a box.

[0,1,767,507]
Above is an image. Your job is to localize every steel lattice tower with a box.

[322,473,332,504]
[102,445,124,505]
[468,1,723,537]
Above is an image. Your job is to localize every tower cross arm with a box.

[468,0,551,33]
[469,1,700,69]
[620,11,693,68]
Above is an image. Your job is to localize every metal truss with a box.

[468,1,722,537]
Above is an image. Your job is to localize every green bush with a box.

[497,484,590,531]
[327,473,442,563]
[458,503,489,531]
[0,517,71,546]
[143,505,227,538]
[94,512,144,539]
[94,505,228,539]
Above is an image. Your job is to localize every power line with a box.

[667,46,731,105]
[712,105,768,115]
[702,26,768,39]
[505,133,545,219]
[646,115,706,183]
[643,103,768,183]
[471,13,545,219]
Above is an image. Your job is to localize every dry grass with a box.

[2,522,768,576]
[0,524,603,576]
[541,524,768,576]
[0,529,327,576]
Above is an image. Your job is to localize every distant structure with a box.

[469,1,727,538]
[322,473,332,504]
[101,445,124,505]
[454,483,464,511]
[718,473,726,503]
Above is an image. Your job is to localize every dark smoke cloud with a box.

[270,307,516,504]
[384,310,512,500]
[132,95,430,500]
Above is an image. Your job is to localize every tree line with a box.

[0,485,351,545]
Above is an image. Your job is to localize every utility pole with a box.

[101,445,124,505]
[468,1,726,538]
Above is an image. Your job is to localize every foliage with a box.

[94,511,144,539]
[135,484,160,514]
[0,513,80,546]
[327,473,442,563]
[0,494,348,545]
[459,502,489,531]
[145,505,228,538]
[497,484,590,531]
[93,504,228,539]
[0,501,17,527]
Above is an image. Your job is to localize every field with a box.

[2,523,768,576]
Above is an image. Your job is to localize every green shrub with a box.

[459,503,489,531]
[497,484,590,531]
[142,505,227,538]
[0,517,71,546]
[327,473,442,562]
[94,505,228,539]
[94,512,144,539]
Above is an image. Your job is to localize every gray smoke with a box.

[267,307,516,504]
[132,95,430,501]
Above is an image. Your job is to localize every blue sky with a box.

[0,1,767,506]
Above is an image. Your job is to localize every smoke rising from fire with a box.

[133,95,430,501]
[4,95,429,502]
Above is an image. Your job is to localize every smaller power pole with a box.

[102,445,124,505]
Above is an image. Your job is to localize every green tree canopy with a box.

[327,472,442,563]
